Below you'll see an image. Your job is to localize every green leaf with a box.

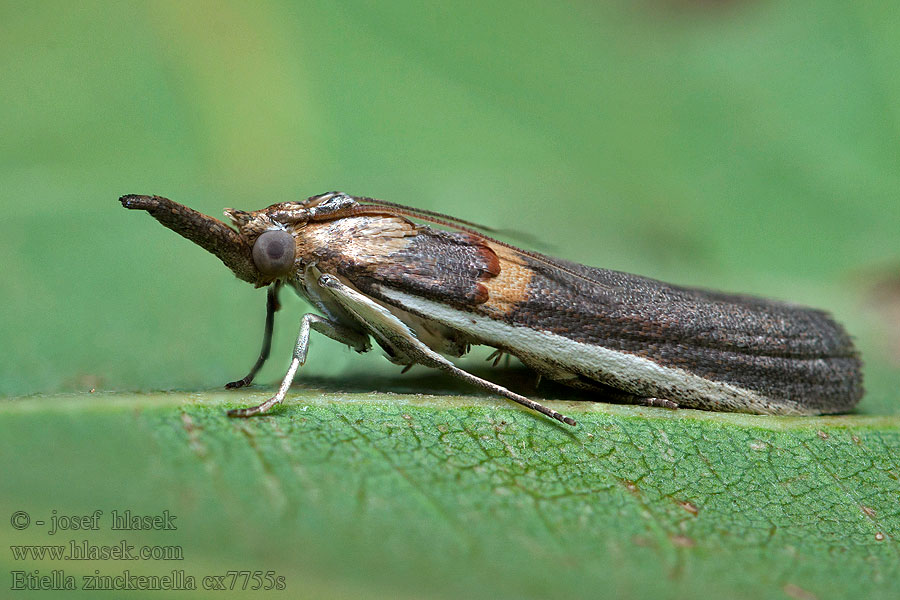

[2,1,900,597]
[2,391,898,599]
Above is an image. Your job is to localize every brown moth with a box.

[121,192,863,426]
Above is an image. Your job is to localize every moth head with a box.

[224,203,310,283]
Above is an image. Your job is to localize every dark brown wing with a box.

[310,194,863,413]
[340,227,501,308]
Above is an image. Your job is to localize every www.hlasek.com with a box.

[12,539,183,561]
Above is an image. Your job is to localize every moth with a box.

[121,192,863,426]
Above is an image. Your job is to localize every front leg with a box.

[226,283,281,389]
[227,313,370,418]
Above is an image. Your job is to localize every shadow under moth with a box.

[121,192,863,426]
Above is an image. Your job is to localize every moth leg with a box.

[485,349,512,368]
[227,313,370,418]
[226,283,281,389]
[433,357,577,426]
[485,349,505,367]
[601,387,678,410]
[316,274,577,426]
[640,397,679,409]
[560,375,679,410]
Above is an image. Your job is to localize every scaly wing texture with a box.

[494,250,863,412]
[323,221,862,413]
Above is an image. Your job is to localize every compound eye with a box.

[252,229,296,277]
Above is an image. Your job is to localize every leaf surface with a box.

[3,391,898,599]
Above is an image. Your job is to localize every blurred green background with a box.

[1,0,898,408]
[2,2,900,599]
